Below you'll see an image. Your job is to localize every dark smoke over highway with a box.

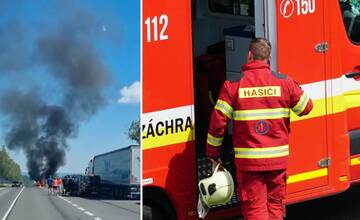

[0,2,113,180]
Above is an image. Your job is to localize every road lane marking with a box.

[1,187,25,220]
[57,195,103,220]
[84,211,94,216]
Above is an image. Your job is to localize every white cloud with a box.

[118,81,140,104]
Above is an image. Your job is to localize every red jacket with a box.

[206,61,313,171]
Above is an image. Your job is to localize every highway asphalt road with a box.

[0,187,23,220]
[0,187,140,220]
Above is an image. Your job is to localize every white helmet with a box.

[198,163,234,208]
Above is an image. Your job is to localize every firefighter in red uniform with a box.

[206,38,313,219]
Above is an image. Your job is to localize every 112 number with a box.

[144,15,169,43]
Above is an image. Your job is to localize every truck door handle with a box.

[345,72,360,79]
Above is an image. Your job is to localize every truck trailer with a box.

[87,145,140,199]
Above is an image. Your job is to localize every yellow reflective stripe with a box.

[214,99,233,119]
[350,157,360,166]
[207,133,223,147]
[287,168,328,184]
[292,93,310,115]
[208,90,216,106]
[234,145,289,159]
[344,89,360,110]
[233,108,290,121]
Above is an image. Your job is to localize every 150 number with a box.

[145,15,169,43]
[295,0,315,16]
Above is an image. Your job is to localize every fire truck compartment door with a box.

[276,0,329,194]
[143,2,194,113]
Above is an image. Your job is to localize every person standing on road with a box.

[59,177,64,195]
[54,177,61,195]
[206,38,313,219]
[47,176,53,195]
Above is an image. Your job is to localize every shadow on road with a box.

[285,184,360,220]
[63,193,140,205]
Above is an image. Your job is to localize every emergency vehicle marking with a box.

[255,120,270,135]
[350,157,360,166]
[280,0,295,18]
[142,78,360,150]
[234,145,289,159]
[239,86,281,98]
[280,0,316,18]
[287,168,327,184]
[144,15,169,42]
[233,108,290,121]
[142,105,194,150]
[295,0,316,16]
[142,117,191,138]
[215,99,233,119]
[207,133,223,147]
[291,76,360,122]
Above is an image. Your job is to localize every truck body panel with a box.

[93,145,140,186]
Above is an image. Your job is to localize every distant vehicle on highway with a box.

[11,181,22,187]
[86,145,140,200]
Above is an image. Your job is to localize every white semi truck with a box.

[86,145,140,199]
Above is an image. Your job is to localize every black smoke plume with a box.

[0,2,112,180]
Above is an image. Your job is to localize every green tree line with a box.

[0,147,22,182]
[128,119,140,144]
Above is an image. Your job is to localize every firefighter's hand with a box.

[208,157,222,165]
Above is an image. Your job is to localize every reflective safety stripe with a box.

[287,168,328,184]
[292,93,310,115]
[208,90,216,106]
[214,99,233,119]
[350,157,360,166]
[233,108,290,121]
[234,145,289,159]
[207,133,223,147]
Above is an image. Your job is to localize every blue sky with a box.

[0,0,140,174]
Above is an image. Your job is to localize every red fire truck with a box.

[142,0,360,219]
